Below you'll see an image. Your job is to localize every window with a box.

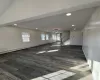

[41,34,45,40]
[22,32,30,42]
[52,34,56,41]
[57,33,60,41]
[46,34,49,40]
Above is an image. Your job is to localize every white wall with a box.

[70,30,83,45]
[83,7,100,80]
[61,31,70,45]
[0,26,52,54]
[61,31,70,42]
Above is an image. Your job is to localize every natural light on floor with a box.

[31,70,76,80]
[36,49,59,54]
[63,40,70,45]
[78,74,93,80]
[47,49,59,52]
[70,63,90,72]
[36,51,46,54]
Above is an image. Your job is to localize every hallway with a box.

[0,0,100,80]
[0,43,91,80]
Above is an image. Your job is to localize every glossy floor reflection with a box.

[0,43,92,80]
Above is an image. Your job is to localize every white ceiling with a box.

[0,0,13,17]
[17,8,95,32]
[0,0,100,25]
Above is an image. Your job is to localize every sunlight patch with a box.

[63,40,70,45]
[31,77,47,80]
[78,74,92,80]
[70,63,90,72]
[47,49,59,52]
[31,70,75,80]
[36,51,46,54]
[36,49,59,54]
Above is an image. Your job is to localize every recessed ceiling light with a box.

[72,25,75,27]
[36,28,38,29]
[66,13,71,16]
[14,24,17,26]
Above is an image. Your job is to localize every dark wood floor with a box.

[0,43,91,80]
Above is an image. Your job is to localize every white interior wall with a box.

[70,30,83,45]
[83,7,100,80]
[0,26,53,54]
[61,31,70,42]
[61,31,70,45]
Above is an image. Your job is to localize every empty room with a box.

[0,0,100,80]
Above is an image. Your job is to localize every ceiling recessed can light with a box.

[36,28,38,29]
[14,24,17,26]
[66,13,71,16]
[72,25,75,27]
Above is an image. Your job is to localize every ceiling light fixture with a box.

[66,13,71,16]
[14,24,17,26]
[72,25,75,27]
[36,28,38,30]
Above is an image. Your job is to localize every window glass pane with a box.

[52,34,56,41]
[57,33,60,41]
[41,34,45,40]
[22,32,30,42]
[46,34,49,40]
